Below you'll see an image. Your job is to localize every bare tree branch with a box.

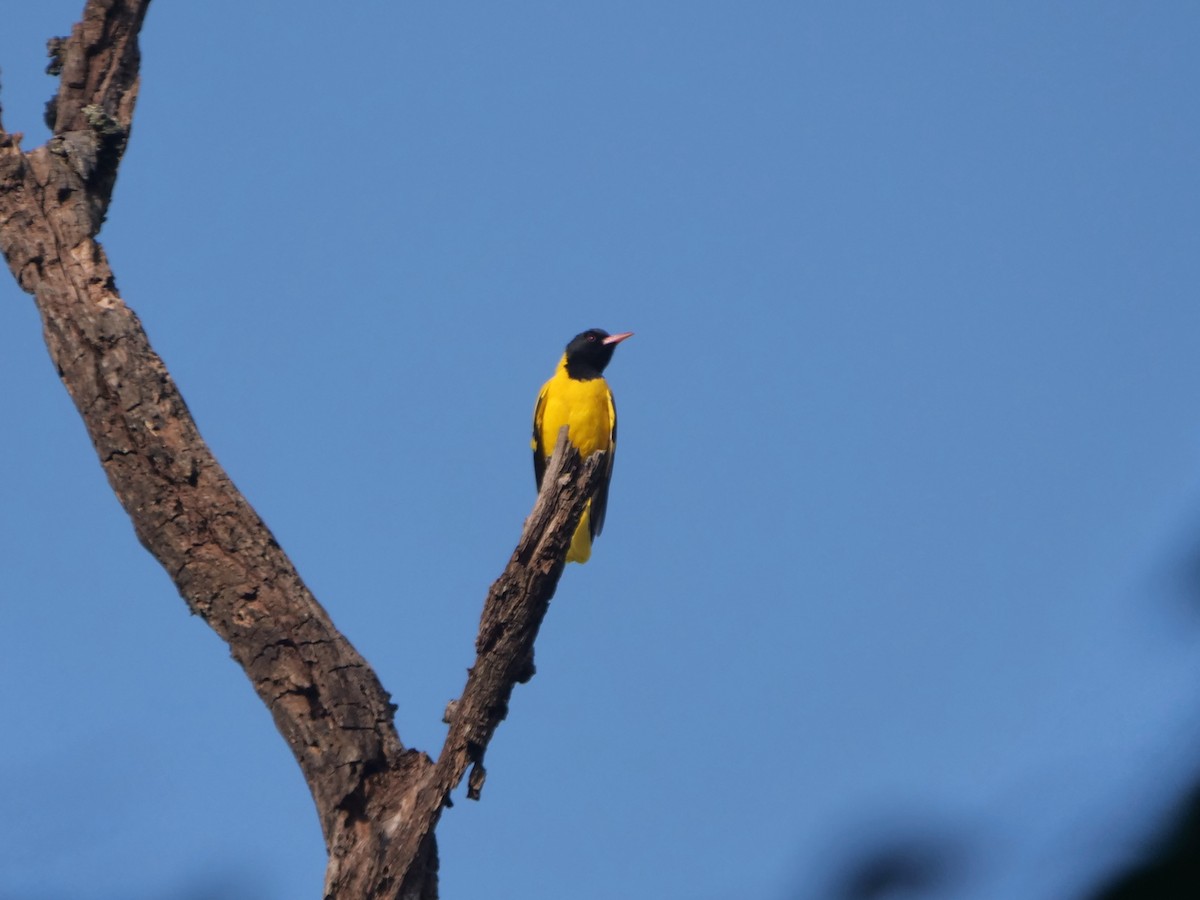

[0,0,411,846]
[0,4,608,897]
[388,434,606,893]
[327,432,607,898]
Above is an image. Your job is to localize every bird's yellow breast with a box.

[535,362,616,459]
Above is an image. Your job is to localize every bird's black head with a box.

[564,328,633,380]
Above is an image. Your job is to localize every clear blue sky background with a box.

[3,3,1200,899]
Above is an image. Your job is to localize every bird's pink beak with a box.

[602,331,634,346]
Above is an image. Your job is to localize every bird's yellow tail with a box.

[566,502,593,564]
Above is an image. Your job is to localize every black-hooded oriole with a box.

[532,328,633,563]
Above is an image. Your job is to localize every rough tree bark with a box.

[0,3,606,897]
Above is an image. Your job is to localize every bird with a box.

[532,328,633,563]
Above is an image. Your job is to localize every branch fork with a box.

[0,4,607,897]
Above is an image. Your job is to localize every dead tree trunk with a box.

[0,2,605,897]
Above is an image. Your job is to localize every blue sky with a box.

[3,3,1200,898]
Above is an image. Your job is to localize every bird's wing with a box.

[532,382,549,490]
[589,386,617,539]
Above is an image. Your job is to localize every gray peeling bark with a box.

[0,2,605,898]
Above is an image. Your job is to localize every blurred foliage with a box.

[832,839,962,899]
[1088,781,1200,900]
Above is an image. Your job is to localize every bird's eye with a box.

[587,334,596,341]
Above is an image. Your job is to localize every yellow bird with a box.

[532,329,633,563]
